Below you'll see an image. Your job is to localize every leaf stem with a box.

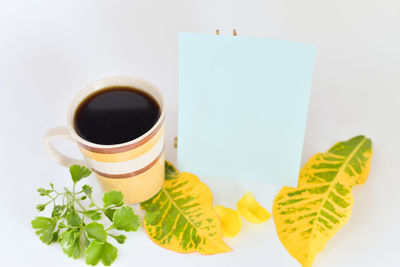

[42,199,54,207]
[88,195,102,210]
[105,225,115,231]
[72,183,76,210]
[75,199,88,212]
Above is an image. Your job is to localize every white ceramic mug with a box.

[44,76,166,204]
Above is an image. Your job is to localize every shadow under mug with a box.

[44,76,166,204]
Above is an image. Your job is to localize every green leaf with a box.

[91,213,101,221]
[112,206,140,232]
[51,205,65,218]
[66,211,82,227]
[101,242,118,266]
[103,208,116,222]
[31,217,56,244]
[36,204,46,212]
[85,222,107,243]
[69,165,91,184]
[84,232,91,248]
[84,210,102,221]
[85,241,117,266]
[37,188,52,196]
[82,184,93,197]
[59,229,82,259]
[85,240,102,266]
[109,234,126,244]
[51,229,59,243]
[103,191,124,207]
[58,222,67,229]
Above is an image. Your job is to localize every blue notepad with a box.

[178,33,315,186]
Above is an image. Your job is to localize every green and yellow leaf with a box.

[141,165,231,255]
[165,161,179,180]
[273,135,372,267]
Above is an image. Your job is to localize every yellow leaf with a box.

[273,135,372,267]
[237,191,271,223]
[141,162,231,255]
[214,205,241,238]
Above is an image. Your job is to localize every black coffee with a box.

[74,86,160,145]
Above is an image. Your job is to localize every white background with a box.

[1,0,399,266]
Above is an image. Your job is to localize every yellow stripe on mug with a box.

[78,124,165,163]
[95,152,165,204]
[83,138,164,175]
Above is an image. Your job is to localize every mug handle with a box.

[44,127,87,167]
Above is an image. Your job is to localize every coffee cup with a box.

[44,76,166,204]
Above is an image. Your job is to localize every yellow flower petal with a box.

[237,191,271,223]
[214,205,241,238]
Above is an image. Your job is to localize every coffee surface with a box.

[74,86,160,145]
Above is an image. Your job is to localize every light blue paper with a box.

[178,33,315,186]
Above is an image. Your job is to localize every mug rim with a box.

[66,75,166,151]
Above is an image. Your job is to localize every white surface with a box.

[1,1,399,266]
